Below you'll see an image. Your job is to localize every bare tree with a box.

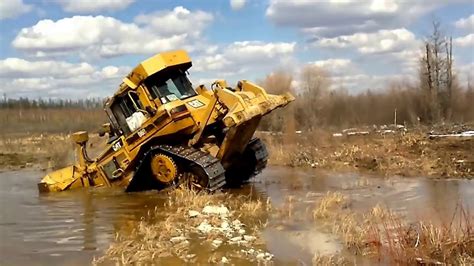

[300,65,331,98]
[420,20,454,123]
[258,71,294,132]
[259,70,293,94]
[298,65,331,128]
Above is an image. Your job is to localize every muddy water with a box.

[0,167,473,265]
[253,167,474,264]
[258,167,474,220]
[0,170,167,265]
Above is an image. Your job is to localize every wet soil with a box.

[0,167,472,265]
[2,130,472,179]
[260,131,474,178]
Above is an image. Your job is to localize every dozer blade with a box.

[38,166,85,193]
[219,90,295,129]
[261,92,295,115]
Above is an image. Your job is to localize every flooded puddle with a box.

[258,167,473,221]
[0,167,472,264]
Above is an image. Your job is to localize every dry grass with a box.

[312,253,349,265]
[0,134,72,170]
[0,108,106,171]
[240,197,271,214]
[0,133,107,171]
[364,205,474,264]
[312,192,346,219]
[341,177,371,190]
[93,188,271,265]
[0,108,105,134]
[260,130,474,178]
[311,193,474,264]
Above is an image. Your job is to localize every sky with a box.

[0,0,473,99]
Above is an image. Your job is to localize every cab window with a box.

[110,92,144,135]
[145,70,196,104]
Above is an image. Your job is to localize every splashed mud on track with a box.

[0,167,472,264]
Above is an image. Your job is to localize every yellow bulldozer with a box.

[38,50,294,193]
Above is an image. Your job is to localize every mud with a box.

[260,130,474,178]
[0,167,472,265]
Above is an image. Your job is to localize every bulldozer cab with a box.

[104,50,194,138]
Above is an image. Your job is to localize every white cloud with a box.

[388,49,422,74]
[134,6,213,37]
[332,73,412,92]
[370,0,399,13]
[0,58,95,78]
[295,58,414,93]
[12,7,213,58]
[305,58,408,91]
[192,42,416,93]
[316,28,419,54]
[298,53,421,93]
[310,58,354,76]
[0,0,32,20]
[55,0,134,13]
[456,62,474,85]
[454,34,474,47]
[266,0,470,37]
[0,58,130,98]
[225,41,295,61]
[454,14,474,30]
[230,0,247,10]
[192,41,296,73]
[190,41,296,88]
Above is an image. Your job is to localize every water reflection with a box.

[0,167,472,265]
[424,179,460,218]
[255,166,473,223]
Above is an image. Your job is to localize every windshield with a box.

[145,70,196,104]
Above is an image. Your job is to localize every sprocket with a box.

[150,154,178,184]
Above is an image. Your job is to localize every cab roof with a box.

[120,50,192,92]
[104,49,193,108]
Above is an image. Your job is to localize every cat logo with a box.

[112,140,122,151]
[137,128,146,137]
[187,99,204,108]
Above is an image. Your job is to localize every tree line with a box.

[0,95,104,109]
[1,21,472,134]
[260,21,474,131]
[0,96,106,134]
